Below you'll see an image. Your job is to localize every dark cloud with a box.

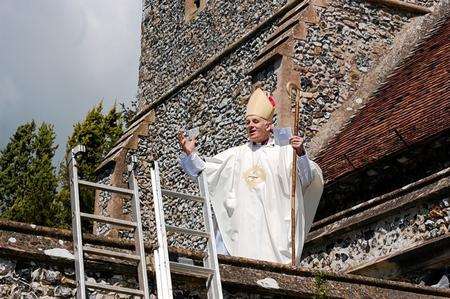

[0,0,142,163]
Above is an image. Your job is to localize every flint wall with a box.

[97,0,443,273]
[302,190,450,274]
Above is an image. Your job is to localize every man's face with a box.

[245,115,271,143]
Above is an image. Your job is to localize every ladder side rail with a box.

[156,247,170,298]
[153,249,164,298]
[68,149,87,299]
[129,162,150,299]
[198,172,223,299]
[151,162,173,299]
[152,164,172,299]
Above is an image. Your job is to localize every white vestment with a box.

[180,139,323,264]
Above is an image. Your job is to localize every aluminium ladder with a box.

[150,161,223,299]
[68,145,150,298]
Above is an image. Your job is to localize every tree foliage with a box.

[53,102,124,228]
[120,97,139,127]
[0,103,123,228]
[0,121,58,226]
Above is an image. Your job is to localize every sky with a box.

[0,0,142,164]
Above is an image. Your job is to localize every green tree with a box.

[0,122,35,214]
[53,102,124,228]
[0,121,58,226]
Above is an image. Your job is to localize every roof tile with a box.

[318,16,450,182]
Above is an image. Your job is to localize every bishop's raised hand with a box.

[178,130,196,155]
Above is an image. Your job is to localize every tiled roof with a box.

[317,16,450,182]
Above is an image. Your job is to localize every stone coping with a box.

[1,222,450,298]
[306,167,450,245]
[347,232,450,278]
[310,166,450,232]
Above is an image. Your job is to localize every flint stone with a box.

[43,270,62,284]
[0,258,16,275]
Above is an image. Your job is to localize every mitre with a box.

[245,88,276,120]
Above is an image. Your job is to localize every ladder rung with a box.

[170,262,215,278]
[83,246,140,261]
[80,212,137,228]
[161,189,204,203]
[166,225,209,238]
[78,180,134,195]
[85,281,144,296]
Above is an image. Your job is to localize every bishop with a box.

[178,88,324,264]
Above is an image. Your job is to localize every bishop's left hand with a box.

[290,136,305,156]
[178,130,196,155]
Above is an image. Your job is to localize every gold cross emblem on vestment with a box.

[243,165,266,188]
